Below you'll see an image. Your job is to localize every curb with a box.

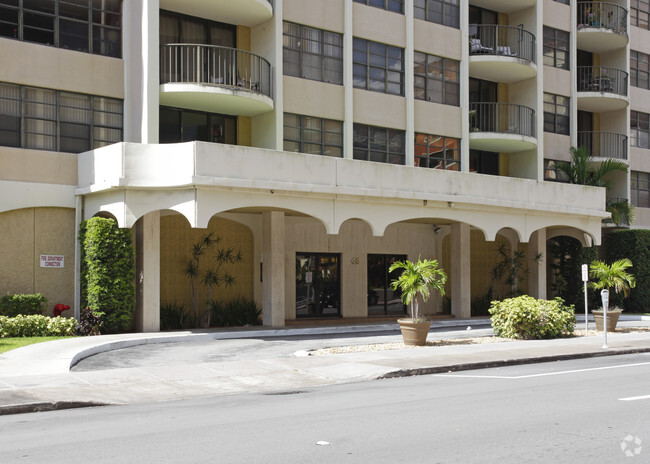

[0,400,109,416]
[378,346,650,379]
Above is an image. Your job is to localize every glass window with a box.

[544,159,570,182]
[631,171,650,207]
[631,0,650,30]
[283,22,343,85]
[414,0,459,29]
[631,50,650,90]
[543,93,570,135]
[543,27,569,70]
[631,111,650,149]
[0,0,121,58]
[414,133,460,170]
[283,113,343,157]
[353,0,403,13]
[159,106,236,145]
[414,51,459,106]
[159,10,235,46]
[353,123,405,165]
[353,38,404,96]
[0,81,122,152]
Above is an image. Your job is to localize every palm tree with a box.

[389,258,447,321]
[588,258,636,298]
[557,146,633,226]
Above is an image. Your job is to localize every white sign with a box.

[305,271,313,283]
[582,264,589,282]
[40,255,64,268]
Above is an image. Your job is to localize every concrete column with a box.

[135,211,160,332]
[262,211,285,327]
[343,0,354,159]
[450,223,471,319]
[528,229,547,299]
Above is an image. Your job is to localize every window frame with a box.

[413,0,460,29]
[543,93,570,135]
[282,21,344,85]
[353,37,404,96]
[631,50,650,90]
[353,123,405,165]
[413,51,459,106]
[0,82,123,153]
[283,113,343,157]
[0,0,122,58]
[631,0,650,30]
[543,26,570,70]
[414,133,460,170]
[631,170,650,208]
[631,110,650,149]
[353,0,404,14]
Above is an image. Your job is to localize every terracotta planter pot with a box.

[398,319,431,346]
[592,310,622,332]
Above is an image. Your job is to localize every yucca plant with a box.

[389,258,447,321]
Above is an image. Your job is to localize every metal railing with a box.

[577,66,628,96]
[577,2,628,36]
[160,44,272,99]
[469,102,536,138]
[469,24,536,64]
[577,131,628,160]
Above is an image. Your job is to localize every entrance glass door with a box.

[367,254,407,316]
[295,253,340,318]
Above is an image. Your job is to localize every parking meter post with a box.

[582,264,589,331]
[601,289,609,349]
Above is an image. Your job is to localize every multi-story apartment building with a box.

[3,0,641,331]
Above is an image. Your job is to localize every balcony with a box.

[577,66,629,112]
[469,25,536,83]
[160,44,273,117]
[577,131,628,161]
[469,0,536,14]
[469,103,537,153]
[577,2,628,53]
[159,0,272,27]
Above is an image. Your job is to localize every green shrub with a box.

[160,303,189,331]
[0,315,77,338]
[0,294,48,317]
[489,295,575,339]
[79,217,135,333]
[604,230,650,312]
[209,296,262,327]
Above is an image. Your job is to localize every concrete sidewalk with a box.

[1,316,650,415]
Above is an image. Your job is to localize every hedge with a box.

[0,293,47,317]
[79,217,135,333]
[603,230,650,312]
[489,295,575,339]
[0,315,77,338]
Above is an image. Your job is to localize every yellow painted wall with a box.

[238,116,252,146]
[236,26,251,51]
[0,207,75,315]
[159,214,254,316]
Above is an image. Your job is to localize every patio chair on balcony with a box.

[470,38,493,54]
[497,46,517,57]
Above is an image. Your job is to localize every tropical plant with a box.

[556,146,632,226]
[184,232,242,327]
[389,258,447,321]
[489,296,575,340]
[589,258,636,303]
[160,303,189,331]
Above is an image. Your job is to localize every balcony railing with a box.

[469,103,536,138]
[577,2,628,36]
[469,25,536,64]
[160,44,272,99]
[577,66,628,96]
[577,131,628,160]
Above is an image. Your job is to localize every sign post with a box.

[601,289,609,349]
[582,264,589,331]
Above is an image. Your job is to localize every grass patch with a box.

[0,336,73,354]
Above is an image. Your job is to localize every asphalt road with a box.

[4,353,650,463]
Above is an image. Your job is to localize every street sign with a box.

[582,264,589,282]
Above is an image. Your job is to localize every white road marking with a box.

[618,394,650,401]
[436,361,650,380]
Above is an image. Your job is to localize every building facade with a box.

[3,0,642,330]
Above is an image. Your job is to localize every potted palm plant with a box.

[389,258,447,346]
[589,258,636,332]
